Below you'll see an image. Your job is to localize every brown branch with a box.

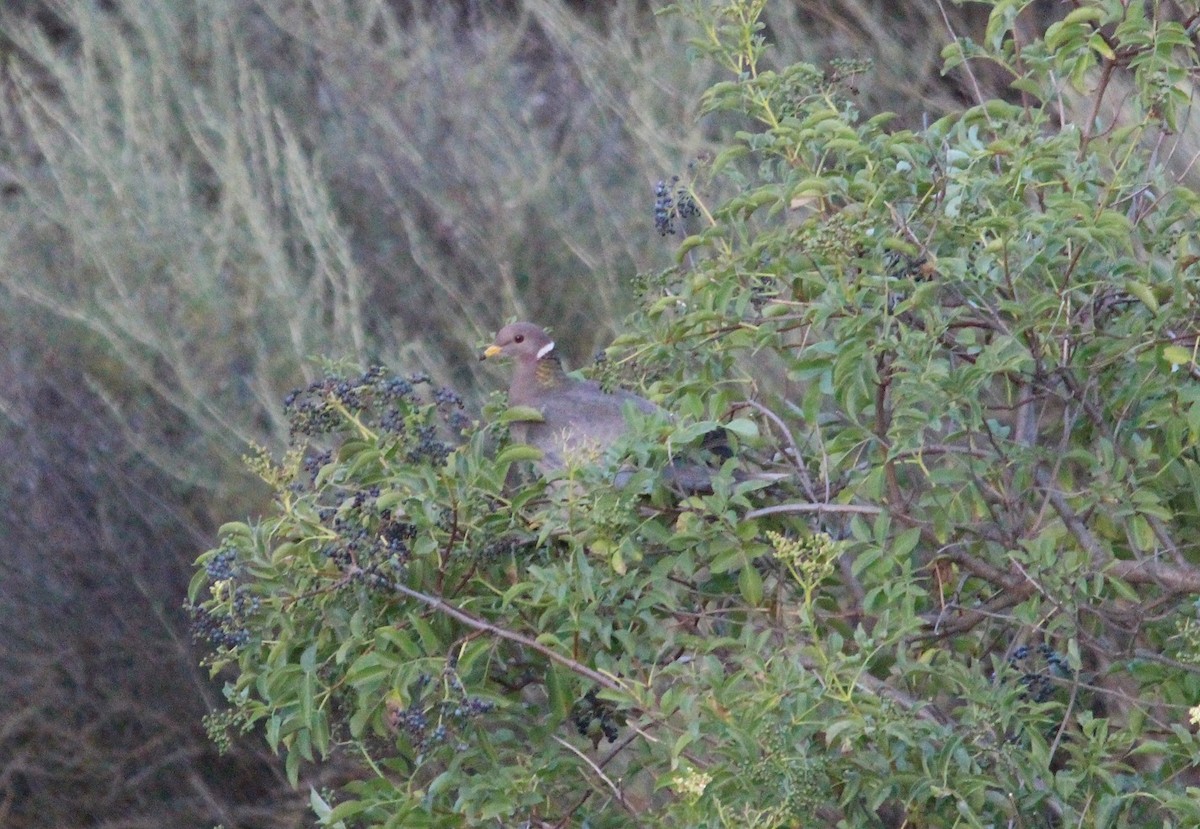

[362,568,626,694]
[743,502,884,520]
[551,727,644,829]
[733,398,816,499]
[550,735,641,823]
[1107,560,1200,594]
[1081,58,1118,151]
[875,351,904,513]
[1034,466,1109,563]
[943,549,1019,588]
[919,585,1033,640]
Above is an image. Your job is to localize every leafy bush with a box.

[0,1,1035,825]
[193,1,1200,826]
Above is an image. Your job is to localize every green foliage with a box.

[194,1,1200,825]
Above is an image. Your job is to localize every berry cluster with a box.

[435,388,470,434]
[1007,643,1071,703]
[388,671,498,759]
[189,543,261,650]
[188,590,257,650]
[630,266,678,294]
[283,367,466,450]
[472,535,535,562]
[392,705,428,738]
[275,368,467,584]
[653,176,699,236]
[587,338,668,399]
[319,493,416,584]
[772,61,867,121]
[800,207,871,259]
[407,424,451,465]
[571,689,620,748]
[300,449,333,486]
[826,57,872,86]
[204,545,239,581]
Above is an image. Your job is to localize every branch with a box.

[552,724,644,829]
[1107,560,1200,594]
[733,398,816,499]
[744,502,883,520]
[361,568,625,693]
[551,735,639,821]
[1034,466,1109,562]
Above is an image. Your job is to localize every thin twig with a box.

[551,735,638,819]
[744,502,883,520]
[362,568,626,693]
[935,0,988,111]
[552,727,643,829]
[734,398,816,499]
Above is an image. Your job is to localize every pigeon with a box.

[481,321,727,490]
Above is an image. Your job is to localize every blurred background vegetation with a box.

[0,0,1146,826]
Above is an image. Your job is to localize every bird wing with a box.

[518,380,663,470]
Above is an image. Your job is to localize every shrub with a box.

[194,1,1200,826]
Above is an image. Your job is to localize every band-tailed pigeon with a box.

[482,321,723,489]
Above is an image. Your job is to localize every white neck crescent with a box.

[536,341,556,360]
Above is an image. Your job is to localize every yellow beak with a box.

[482,344,503,359]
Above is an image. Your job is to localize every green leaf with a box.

[1062,6,1104,26]
[218,521,253,539]
[892,527,921,559]
[671,420,722,444]
[345,652,396,691]
[186,566,210,604]
[824,717,857,747]
[722,417,759,439]
[498,405,545,423]
[1130,514,1155,552]
[348,700,374,739]
[408,614,442,653]
[676,233,709,260]
[300,643,318,674]
[310,786,333,819]
[739,563,763,606]
[496,443,545,464]
[546,664,571,723]
[1163,345,1193,366]
[709,544,742,575]
[270,540,299,565]
[285,747,300,788]
[1125,278,1159,313]
[610,546,627,575]
[328,797,371,823]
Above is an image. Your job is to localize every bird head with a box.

[481,322,556,364]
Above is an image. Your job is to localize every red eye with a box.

[514,334,524,343]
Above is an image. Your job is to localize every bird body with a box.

[481,321,781,495]
[483,322,662,471]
